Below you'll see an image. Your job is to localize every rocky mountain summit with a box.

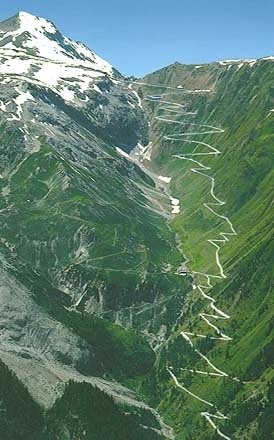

[0,11,186,440]
[0,11,148,153]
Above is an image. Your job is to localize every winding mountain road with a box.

[136,81,237,440]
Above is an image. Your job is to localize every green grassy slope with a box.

[135,60,274,439]
[0,133,186,318]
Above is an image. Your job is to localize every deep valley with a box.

[0,11,273,440]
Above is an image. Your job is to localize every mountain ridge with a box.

[0,10,273,440]
[0,11,187,439]
[134,55,274,439]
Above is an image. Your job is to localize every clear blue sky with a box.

[1,0,274,76]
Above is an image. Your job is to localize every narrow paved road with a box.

[136,81,237,440]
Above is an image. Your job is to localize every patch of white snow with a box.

[158,176,171,183]
[170,196,180,214]
[132,90,143,108]
[116,147,130,159]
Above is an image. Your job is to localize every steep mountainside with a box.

[0,11,191,440]
[0,10,273,440]
[134,59,274,439]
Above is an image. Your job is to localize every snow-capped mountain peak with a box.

[0,11,122,107]
[0,11,145,153]
[17,10,57,34]
[0,11,113,71]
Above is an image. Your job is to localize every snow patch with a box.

[158,176,171,183]
[132,90,143,108]
[93,84,102,94]
[9,89,35,120]
[116,147,130,159]
[262,56,274,61]
[218,59,243,65]
[170,196,180,214]
[59,87,75,102]
[218,58,257,67]
[19,11,56,34]
[0,102,7,112]
[0,58,32,75]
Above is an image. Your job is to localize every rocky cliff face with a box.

[0,12,191,440]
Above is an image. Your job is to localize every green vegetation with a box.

[46,380,163,440]
[137,60,274,439]
[0,359,164,440]
[1,40,273,440]
[0,135,187,380]
[0,140,184,315]
[0,359,44,440]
